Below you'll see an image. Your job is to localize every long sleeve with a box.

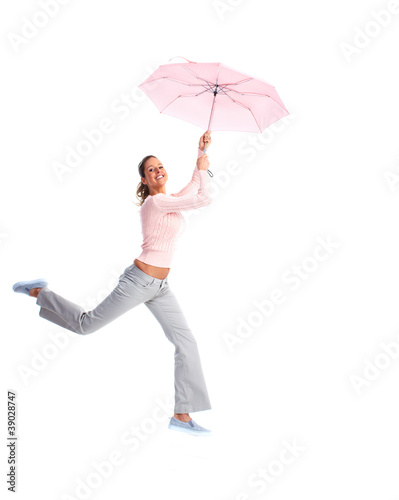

[152,156,212,213]
[170,148,204,198]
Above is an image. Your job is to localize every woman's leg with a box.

[29,287,77,332]
[144,282,212,415]
[35,265,157,334]
[39,307,77,332]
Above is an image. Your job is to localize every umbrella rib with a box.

[142,76,217,95]
[224,89,271,97]
[194,89,212,97]
[182,65,218,87]
[221,88,289,113]
[145,72,256,90]
[222,93,263,132]
[159,91,210,113]
[218,78,254,87]
[141,76,211,88]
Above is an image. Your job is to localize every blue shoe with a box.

[12,279,48,295]
[168,416,212,436]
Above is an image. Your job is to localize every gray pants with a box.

[36,263,211,414]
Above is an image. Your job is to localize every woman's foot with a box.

[168,416,212,436]
[12,279,48,296]
[173,413,191,422]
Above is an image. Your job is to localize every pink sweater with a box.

[136,148,212,267]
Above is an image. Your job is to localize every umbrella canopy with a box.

[139,57,289,135]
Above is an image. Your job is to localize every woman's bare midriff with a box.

[134,259,170,280]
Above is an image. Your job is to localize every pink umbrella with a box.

[139,57,289,175]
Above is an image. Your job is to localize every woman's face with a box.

[141,157,168,194]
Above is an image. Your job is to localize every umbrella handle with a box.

[168,56,196,64]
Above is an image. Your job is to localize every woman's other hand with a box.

[199,130,211,151]
[196,154,210,171]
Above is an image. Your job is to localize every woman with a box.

[12,131,213,436]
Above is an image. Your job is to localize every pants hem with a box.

[174,405,212,414]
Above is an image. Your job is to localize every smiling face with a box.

[141,156,168,196]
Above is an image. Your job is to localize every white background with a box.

[2,0,399,499]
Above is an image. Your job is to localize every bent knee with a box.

[77,314,100,335]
